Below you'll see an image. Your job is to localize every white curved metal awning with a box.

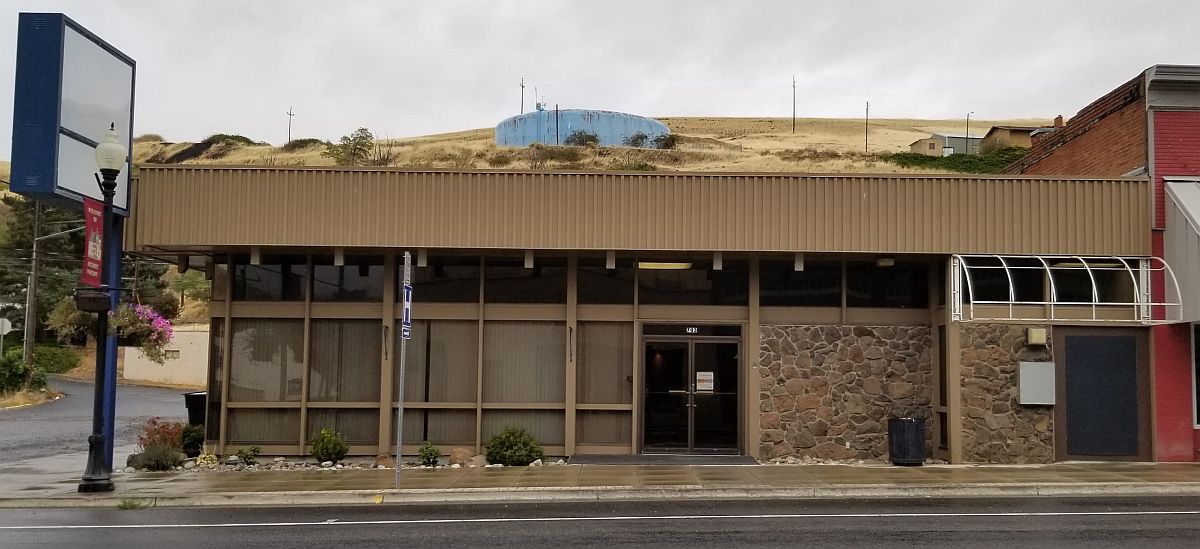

[951,254,1182,324]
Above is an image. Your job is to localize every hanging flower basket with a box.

[109,304,175,365]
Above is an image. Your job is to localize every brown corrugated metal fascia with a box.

[130,166,1151,257]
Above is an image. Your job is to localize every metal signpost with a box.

[395,252,413,486]
[0,318,13,354]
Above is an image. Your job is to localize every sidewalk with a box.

[4,461,1200,508]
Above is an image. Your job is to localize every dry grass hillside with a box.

[131,117,1051,174]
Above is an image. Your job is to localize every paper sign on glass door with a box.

[696,371,714,391]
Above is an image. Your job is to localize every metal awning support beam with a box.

[950,254,1182,324]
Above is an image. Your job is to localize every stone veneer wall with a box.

[959,323,1054,463]
[759,325,933,460]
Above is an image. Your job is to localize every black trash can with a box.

[887,417,925,466]
[183,391,206,426]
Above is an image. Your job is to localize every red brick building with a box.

[1007,65,1200,461]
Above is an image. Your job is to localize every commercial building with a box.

[126,166,1177,464]
[908,133,983,156]
[1006,64,1200,462]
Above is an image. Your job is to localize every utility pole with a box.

[286,107,294,143]
[520,78,525,114]
[21,202,40,365]
[792,75,796,134]
[864,101,870,152]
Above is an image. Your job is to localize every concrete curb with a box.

[6,482,1200,509]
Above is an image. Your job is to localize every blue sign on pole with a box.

[401,284,413,340]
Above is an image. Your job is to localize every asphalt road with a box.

[2,497,1199,548]
[0,377,187,463]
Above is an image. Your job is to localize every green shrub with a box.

[623,132,649,148]
[141,443,182,471]
[235,445,261,465]
[652,133,678,150]
[885,146,1029,174]
[281,138,328,152]
[201,133,257,147]
[485,426,545,466]
[182,424,205,458]
[32,345,80,373]
[418,441,440,467]
[563,130,599,147]
[0,350,47,392]
[310,428,350,463]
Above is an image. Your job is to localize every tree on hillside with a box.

[322,128,376,166]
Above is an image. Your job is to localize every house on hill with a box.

[908,133,983,156]
[978,121,1060,154]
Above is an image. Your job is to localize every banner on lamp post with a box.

[80,197,104,288]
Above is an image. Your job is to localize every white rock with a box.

[450,463,461,469]
[183,461,196,470]
[274,457,285,463]
[484,463,503,468]
[554,459,566,466]
[123,467,135,473]
[335,464,343,469]
[529,459,543,467]
[321,461,333,468]
[377,464,387,469]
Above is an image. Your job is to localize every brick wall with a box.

[1151,109,1200,461]
[1006,74,1147,176]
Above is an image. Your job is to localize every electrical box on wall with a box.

[1019,361,1055,405]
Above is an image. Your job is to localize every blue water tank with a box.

[495,108,670,147]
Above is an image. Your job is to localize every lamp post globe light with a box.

[78,123,125,493]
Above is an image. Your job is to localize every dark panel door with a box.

[1063,335,1140,457]
[692,342,740,452]
[643,342,689,451]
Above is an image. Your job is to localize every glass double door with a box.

[642,339,740,454]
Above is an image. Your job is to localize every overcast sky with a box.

[2,0,1197,159]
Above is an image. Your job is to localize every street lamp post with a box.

[78,123,125,493]
[966,111,974,155]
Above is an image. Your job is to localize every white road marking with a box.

[2,510,1199,530]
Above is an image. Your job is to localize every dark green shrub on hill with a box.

[32,345,80,373]
[885,147,1029,174]
[201,133,259,147]
[563,130,600,147]
[282,138,329,152]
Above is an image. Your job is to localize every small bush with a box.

[32,345,80,374]
[201,133,257,147]
[485,426,545,466]
[141,443,183,471]
[486,150,517,167]
[528,144,583,163]
[235,445,261,465]
[0,350,47,393]
[563,130,600,147]
[652,133,678,150]
[310,428,350,463]
[138,417,184,451]
[182,424,205,458]
[281,138,328,152]
[885,146,1029,174]
[622,132,649,148]
[418,441,440,467]
[196,453,218,467]
[610,159,656,171]
[133,134,165,143]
